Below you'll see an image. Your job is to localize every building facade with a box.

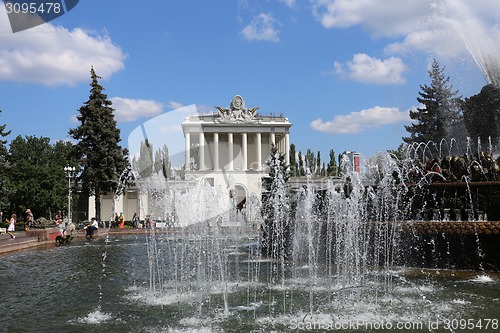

[182,95,292,206]
[89,95,292,222]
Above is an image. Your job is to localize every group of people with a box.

[113,212,126,228]
[3,209,151,240]
[4,208,34,239]
[112,212,145,228]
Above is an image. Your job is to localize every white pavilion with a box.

[88,95,292,222]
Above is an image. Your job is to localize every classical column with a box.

[213,132,219,171]
[228,132,233,171]
[256,132,262,171]
[270,133,276,147]
[285,133,290,166]
[242,133,247,171]
[185,132,191,170]
[199,132,205,170]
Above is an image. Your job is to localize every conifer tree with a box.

[69,67,129,221]
[327,149,338,176]
[260,143,291,259]
[289,143,298,177]
[305,149,316,174]
[298,150,305,176]
[316,151,321,176]
[0,110,11,211]
[159,144,172,179]
[134,139,153,178]
[261,143,290,192]
[403,60,463,145]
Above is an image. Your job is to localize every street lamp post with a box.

[64,165,76,227]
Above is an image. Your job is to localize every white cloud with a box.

[311,0,500,75]
[111,97,164,122]
[310,106,410,134]
[0,6,126,85]
[333,53,407,84]
[241,13,280,42]
[312,0,432,37]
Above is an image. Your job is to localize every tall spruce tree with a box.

[134,139,153,178]
[298,150,305,176]
[305,149,316,174]
[327,149,338,176]
[69,67,129,221]
[260,143,291,258]
[159,144,172,179]
[316,151,321,176]
[0,110,11,212]
[403,60,463,145]
[289,143,298,177]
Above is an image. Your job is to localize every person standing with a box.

[25,209,34,231]
[7,213,16,239]
[113,213,119,228]
[119,212,125,228]
[132,212,140,228]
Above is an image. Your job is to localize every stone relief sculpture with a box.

[215,95,259,123]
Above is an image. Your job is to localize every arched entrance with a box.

[233,184,247,210]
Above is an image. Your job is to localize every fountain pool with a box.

[0,234,499,332]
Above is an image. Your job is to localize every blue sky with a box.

[0,0,499,167]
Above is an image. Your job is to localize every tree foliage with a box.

[297,150,305,176]
[7,136,74,219]
[69,67,129,220]
[289,143,297,177]
[260,143,291,259]
[326,149,338,177]
[305,149,316,174]
[0,110,11,211]
[133,139,153,178]
[463,84,500,149]
[132,141,173,180]
[403,60,463,145]
[261,143,290,193]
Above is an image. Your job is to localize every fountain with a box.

[1,144,499,332]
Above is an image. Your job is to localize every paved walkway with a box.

[0,228,144,255]
[0,231,42,254]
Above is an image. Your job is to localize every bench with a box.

[0,227,6,234]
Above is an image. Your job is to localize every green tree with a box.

[316,151,321,176]
[305,149,316,174]
[261,143,291,259]
[0,110,11,212]
[326,149,338,177]
[262,143,290,192]
[403,60,463,145]
[158,144,172,179]
[298,150,305,176]
[463,84,500,149]
[7,136,73,219]
[69,67,129,221]
[289,143,298,177]
[133,139,153,178]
